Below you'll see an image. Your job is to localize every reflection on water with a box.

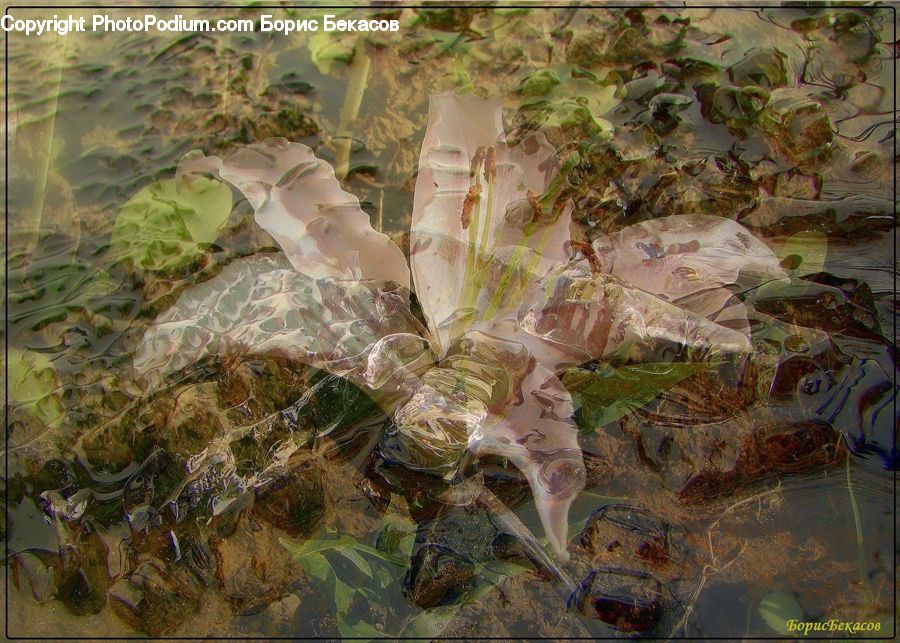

[3,6,896,638]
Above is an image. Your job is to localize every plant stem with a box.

[483,153,577,318]
[845,452,873,605]
[376,188,383,232]
[28,34,69,247]
[335,39,371,180]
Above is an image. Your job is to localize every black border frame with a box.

[2,2,896,640]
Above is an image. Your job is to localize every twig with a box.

[667,487,783,639]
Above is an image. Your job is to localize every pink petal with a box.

[412,94,573,356]
[521,265,753,367]
[594,215,786,330]
[467,363,585,560]
[135,254,432,405]
[179,138,410,287]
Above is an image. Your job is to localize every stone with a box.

[212,516,305,615]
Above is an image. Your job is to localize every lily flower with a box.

[136,93,784,560]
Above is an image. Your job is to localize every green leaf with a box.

[341,547,374,578]
[563,362,705,430]
[374,565,393,589]
[337,614,384,640]
[110,176,232,272]
[280,533,406,568]
[9,348,58,404]
[297,551,333,582]
[308,11,357,75]
[333,578,355,614]
[356,585,386,603]
[375,521,416,562]
[776,230,827,276]
[517,69,562,97]
[8,347,65,427]
[518,72,618,140]
[401,605,459,639]
[310,33,356,75]
[758,591,805,635]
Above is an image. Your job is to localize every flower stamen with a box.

[483,145,497,183]
[470,145,486,177]
[526,189,544,224]
[571,241,603,273]
[461,183,482,229]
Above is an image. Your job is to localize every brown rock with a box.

[252,459,326,537]
[212,515,304,615]
[678,419,839,505]
[569,568,662,632]
[109,558,201,636]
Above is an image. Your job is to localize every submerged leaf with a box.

[310,32,356,75]
[280,531,413,638]
[401,605,459,638]
[280,533,407,568]
[758,591,805,635]
[110,176,232,272]
[776,230,827,276]
[8,347,65,429]
[337,614,384,639]
[298,551,332,582]
[564,362,706,430]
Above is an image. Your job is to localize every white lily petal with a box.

[179,138,410,287]
[594,214,787,329]
[468,364,585,560]
[136,254,432,407]
[521,264,753,366]
[412,94,574,356]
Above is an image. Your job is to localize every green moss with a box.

[276,108,320,137]
[728,49,788,88]
[516,69,561,97]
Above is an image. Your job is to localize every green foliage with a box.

[517,69,561,97]
[8,347,65,428]
[110,176,232,272]
[309,32,357,75]
[563,362,704,430]
[758,591,804,635]
[517,69,618,139]
[280,513,524,640]
[375,522,416,562]
[280,532,408,569]
[280,529,410,640]
[776,231,827,277]
[307,10,358,75]
[414,8,475,33]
